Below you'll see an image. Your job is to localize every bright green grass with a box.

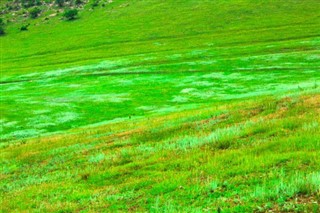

[0,0,320,211]
[1,0,319,141]
[1,69,319,141]
[1,0,320,77]
[1,93,319,212]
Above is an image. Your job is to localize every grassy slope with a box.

[1,0,320,77]
[1,0,320,211]
[1,0,319,141]
[1,92,320,212]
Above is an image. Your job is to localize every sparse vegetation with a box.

[21,0,41,8]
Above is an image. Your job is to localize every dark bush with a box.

[91,0,99,8]
[0,26,5,36]
[75,0,82,5]
[36,0,42,5]
[55,0,64,7]
[0,18,5,36]
[62,9,78,20]
[29,7,41,18]
[21,0,38,8]
[20,24,30,31]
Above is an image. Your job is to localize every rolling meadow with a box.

[0,0,320,212]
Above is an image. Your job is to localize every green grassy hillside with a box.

[1,93,320,212]
[1,0,320,77]
[1,0,319,141]
[1,0,320,212]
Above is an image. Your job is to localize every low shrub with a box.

[55,0,64,7]
[75,0,82,5]
[0,18,5,36]
[29,7,41,19]
[20,24,30,31]
[0,26,5,36]
[62,9,78,20]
